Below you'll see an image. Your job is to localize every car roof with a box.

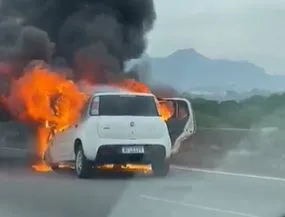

[95,92,155,97]
[90,85,155,97]
[159,97,189,101]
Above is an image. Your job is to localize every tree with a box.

[189,92,285,129]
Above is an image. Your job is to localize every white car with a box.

[44,87,195,178]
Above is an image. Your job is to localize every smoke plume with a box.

[0,0,156,81]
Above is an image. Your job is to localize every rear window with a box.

[95,95,159,116]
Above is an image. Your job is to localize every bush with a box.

[185,93,285,129]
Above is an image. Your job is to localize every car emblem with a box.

[130,121,135,127]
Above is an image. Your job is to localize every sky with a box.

[147,0,285,74]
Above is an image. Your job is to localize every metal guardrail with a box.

[0,122,34,149]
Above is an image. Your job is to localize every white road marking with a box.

[199,127,254,131]
[171,165,285,182]
[140,194,260,217]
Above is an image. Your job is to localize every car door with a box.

[47,128,62,163]
[55,127,73,161]
[46,125,71,162]
[158,97,196,154]
[58,98,92,161]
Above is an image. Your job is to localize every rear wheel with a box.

[50,163,60,170]
[43,150,59,171]
[152,160,170,177]
[75,146,93,179]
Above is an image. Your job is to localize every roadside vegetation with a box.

[183,92,285,129]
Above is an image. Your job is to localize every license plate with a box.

[121,146,144,154]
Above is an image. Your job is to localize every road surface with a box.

[0,159,285,217]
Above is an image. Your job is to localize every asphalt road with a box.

[0,159,285,217]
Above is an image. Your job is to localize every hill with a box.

[146,49,285,92]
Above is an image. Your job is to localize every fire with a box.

[2,64,173,173]
[157,101,174,121]
[5,65,88,128]
[117,79,151,93]
[3,64,88,172]
[32,162,52,172]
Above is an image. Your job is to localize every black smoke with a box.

[0,0,156,81]
[0,0,156,121]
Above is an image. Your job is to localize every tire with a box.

[152,160,170,177]
[75,146,93,179]
[50,164,60,171]
[43,150,59,171]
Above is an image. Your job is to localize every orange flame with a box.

[117,79,151,93]
[4,65,88,172]
[157,101,175,121]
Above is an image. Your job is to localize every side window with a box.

[90,96,100,116]
[177,101,189,120]
[158,100,175,120]
[167,100,189,120]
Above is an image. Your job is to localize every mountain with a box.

[147,49,285,92]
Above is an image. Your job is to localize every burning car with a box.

[0,63,195,176]
[44,86,171,178]
[43,85,195,178]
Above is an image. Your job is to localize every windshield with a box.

[98,95,159,116]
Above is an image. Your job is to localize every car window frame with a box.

[92,94,160,117]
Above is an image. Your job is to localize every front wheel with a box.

[152,160,170,177]
[43,150,59,171]
[75,146,93,179]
